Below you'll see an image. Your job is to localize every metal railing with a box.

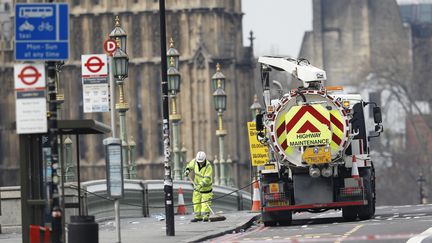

[0,180,252,229]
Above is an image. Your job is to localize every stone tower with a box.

[300,0,412,86]
[0,0,255,185]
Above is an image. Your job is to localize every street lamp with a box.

[167,57,181,94]
[211,63,226,92]
[250,94,263,187]
[112,38,129,80]
[213,83,227,112]
[109,16,127,52]
[167,38,180,69]
[250,94,262,119]
[110,16,129,243]
[167,38,183,180]
[212,63,228,186]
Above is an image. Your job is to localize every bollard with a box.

[68,215,98,243]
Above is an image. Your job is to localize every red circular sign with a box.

[84,56,105,73]
[18,66,41,86]
[104,39,117,55]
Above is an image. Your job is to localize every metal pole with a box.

[159,0,175,236]
[129,138,137,179]
[226,155,233,187]
[213,156,219,185]
[109,56,116,138]
[172,106,181,180]
[76,135,81,216]
[115,199,121,243]
[47,61,62,243]
[119,112,129,178]
[64,137,73,182]
[219,134,226,186]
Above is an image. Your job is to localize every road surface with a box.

[211,204,432,243]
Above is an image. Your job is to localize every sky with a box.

[242,0,313,57]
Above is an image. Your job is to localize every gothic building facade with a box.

[0,0,255,186]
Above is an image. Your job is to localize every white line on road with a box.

[407,226,432,243]
[334,224,363,243]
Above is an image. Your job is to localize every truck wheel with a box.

[342,207,357,220]
[263,221,277,227]
[358,168,375,220]
[278,211,293,226]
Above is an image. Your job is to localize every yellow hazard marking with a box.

[329,109,344,151]
[286,105,332,147]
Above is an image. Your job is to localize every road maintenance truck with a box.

[255,56,383,226]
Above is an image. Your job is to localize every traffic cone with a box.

[351,155,359,178]
[176,187,187,215]
[251,180,261,212]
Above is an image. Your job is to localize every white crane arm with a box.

[258,56,327,83]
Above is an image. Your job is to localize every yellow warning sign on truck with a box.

[247,122,268,166]
[285,105,332,147]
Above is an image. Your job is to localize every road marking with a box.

[407,226,432,243]
[334,224,363,243]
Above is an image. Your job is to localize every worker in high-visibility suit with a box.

[184,151,213,222]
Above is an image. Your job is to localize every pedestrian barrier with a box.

[0,180,251,227]
[176,187,187,215]
[81,179,251,222]
[251,180,261,212]
[29,225,50,243]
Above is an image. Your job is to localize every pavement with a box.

[0,211,260,243]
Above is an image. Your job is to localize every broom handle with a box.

[188,175,216,215]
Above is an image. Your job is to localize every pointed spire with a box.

[170,37,175,48]
[115,15,120,27]
[248,30,255,48]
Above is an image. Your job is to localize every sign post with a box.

[14,63,47,134]
[81,54,109,113]
[104,39,117,137]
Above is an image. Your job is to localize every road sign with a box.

[14,64,46,91]
[14,64,47,134]
[15,3,69,60]
[104,39,117,55]
[247,122,269,166]
[82,54,108,77]
[81,54,109,113]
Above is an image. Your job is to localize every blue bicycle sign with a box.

[15,3,69,61]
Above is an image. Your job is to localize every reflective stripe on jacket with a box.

[185,159,213,192]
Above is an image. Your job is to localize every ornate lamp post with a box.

[250,94,263,188]
[109,16,129,243]
[129,137,136,179]
[110,16,132,179]
[167,40,182,179]
[112,37,130,179]
[250,94,262,120]
[212,64,227,186]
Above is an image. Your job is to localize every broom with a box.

[188,176,226,222]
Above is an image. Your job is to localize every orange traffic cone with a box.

[351,155,359,178]
[176,187,187,215]
[251,180,261,212]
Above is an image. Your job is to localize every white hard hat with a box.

[195,151,206,163]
